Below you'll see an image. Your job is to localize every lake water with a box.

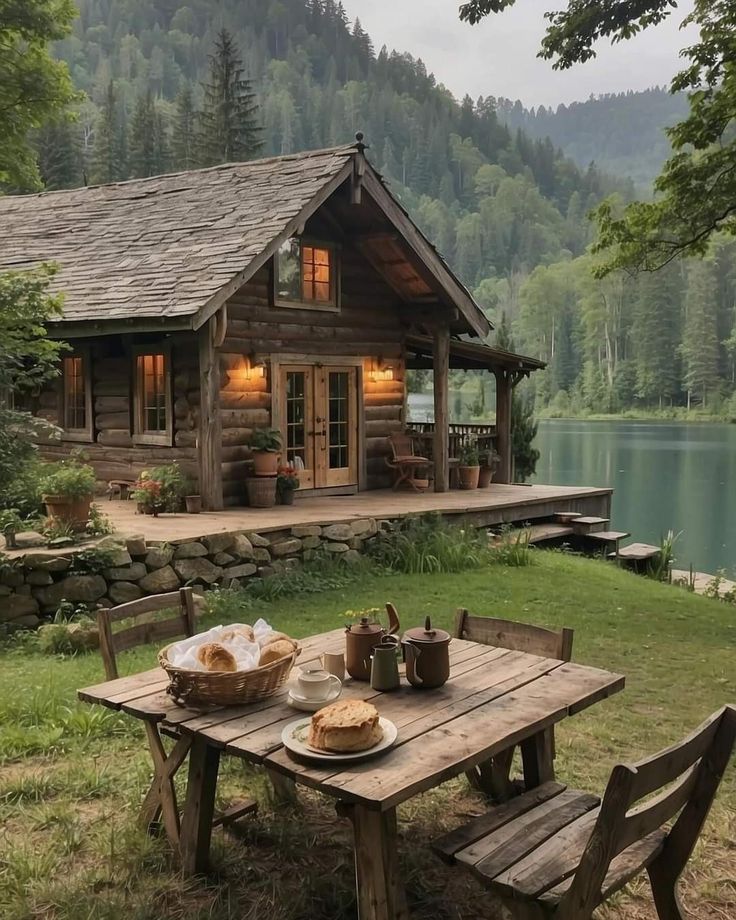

[533,420,736,575]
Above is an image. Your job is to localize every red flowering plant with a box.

[131,475,165,514]
[276,465,300,495]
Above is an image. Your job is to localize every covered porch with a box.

[404,335,546,487]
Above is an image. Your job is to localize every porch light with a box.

[228,354,266,384]
[371,357,394,382]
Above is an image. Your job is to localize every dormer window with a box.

[274,238,338,310]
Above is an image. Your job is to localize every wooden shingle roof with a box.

[0,145,355,326]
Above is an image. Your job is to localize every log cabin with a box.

[0,138,544,509]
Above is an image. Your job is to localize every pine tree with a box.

[633,266,681,406]
[680,260,721,408]
[198,29,262,166]
[496,313,540,481]
[172,86,197,170]
[90,82,126,184]
[36,116,82,190]
[129,91,157,178]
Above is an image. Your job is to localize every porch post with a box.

[495,370,512,484]
[198,317,223,510]
[432,325,450,492]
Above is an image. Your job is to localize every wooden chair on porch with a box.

[433,705,736,920]
[386,432,433,491]
[96,589,257,846]
[454,609,574,800]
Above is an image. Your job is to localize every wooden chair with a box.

[433,705,736,920]
[97,587,197,680]
[454,609,574,799]
[386,432,433,491]
[97,589,257,857]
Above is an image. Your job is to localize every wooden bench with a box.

[434,706,736,920]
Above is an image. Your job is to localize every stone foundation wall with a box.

[0,519,381,630]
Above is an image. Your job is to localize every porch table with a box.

[78,627,624,920]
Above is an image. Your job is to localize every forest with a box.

[23,0,736,418]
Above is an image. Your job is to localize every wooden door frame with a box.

[271,353,366,492]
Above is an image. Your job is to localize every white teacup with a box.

[297,668,341,701]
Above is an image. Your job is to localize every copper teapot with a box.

[345,602,400,680]
[402,616,451,689]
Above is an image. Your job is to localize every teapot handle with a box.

[404,642,423,685]
[385,602,400,635]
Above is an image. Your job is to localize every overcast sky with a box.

[342,0,694,108]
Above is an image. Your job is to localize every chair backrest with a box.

[388,432,415,460]
[454,608,574,661]
[562,706,736,915]
[97,587,197,680]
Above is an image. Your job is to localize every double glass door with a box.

[280,365,358,490]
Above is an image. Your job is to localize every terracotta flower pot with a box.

[246,476,277,508]
[478,467,494,488]
[185,495,202,514]
[458,465,480,490]
[252,450,280,476]
[42,495,92,532]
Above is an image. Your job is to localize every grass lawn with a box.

[0,551,734,919]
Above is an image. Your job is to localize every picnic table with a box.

[78,627,624,920]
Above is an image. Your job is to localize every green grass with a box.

[0,551,734,919]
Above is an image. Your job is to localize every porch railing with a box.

[406,422,496,460]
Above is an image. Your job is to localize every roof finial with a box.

[355,131,367,152]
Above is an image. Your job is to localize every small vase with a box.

[185,495,202,514]
[478,467,493,488]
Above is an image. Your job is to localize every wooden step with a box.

[571,516,610,534]
[615,542,661,561]
[493,523,573,546]
[553,511,583,523]
[586,531,630,543]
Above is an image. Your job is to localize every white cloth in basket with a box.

[167,618,278,672]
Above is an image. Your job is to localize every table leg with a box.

[266,767,298,806]
[520,727,555,789]
[466,745,516,801]
[340,803,409,920]
[139,722,192,846]
[180,736,220,875]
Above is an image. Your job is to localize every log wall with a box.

[219,246,407,504]
[37,335,198,490]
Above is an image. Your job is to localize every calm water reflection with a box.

[532,420,736,574]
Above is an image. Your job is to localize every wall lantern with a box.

[370,356,394,383]
[228,353,266,384]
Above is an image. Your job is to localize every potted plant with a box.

[478,448,501,489]
[147,463,188,512]
[458,438,481,490]
[0,509,24,549]
[39,460,96,531]
[131,476,165,516]
[248,428,282,476]
[276,466,300,505]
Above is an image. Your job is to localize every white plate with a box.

[281,716,398,762]
[287,685,341,712]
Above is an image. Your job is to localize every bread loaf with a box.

[197,642,237,673]
[307,700,383,752]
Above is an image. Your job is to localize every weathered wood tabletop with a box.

[79,627,624,920]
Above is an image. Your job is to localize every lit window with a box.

[134,351,171,444]
[61,353,92,441]
[275,239,337,308]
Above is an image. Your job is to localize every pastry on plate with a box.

[259,639,296,666]
[307,700,383,753]
[197,642,237,672]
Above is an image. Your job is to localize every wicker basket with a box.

[158,644,300,706]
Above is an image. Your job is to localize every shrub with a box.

[489,526,534,566]
[2,455,45,517]
[366,512,491,574]
[39,460,95,500]
[458,438,480,466]
[38,617,99,656]
[145,463,188,511]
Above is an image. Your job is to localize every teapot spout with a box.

[385,602,400,635]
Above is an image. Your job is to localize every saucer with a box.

[287,685,341,712]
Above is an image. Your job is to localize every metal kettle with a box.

[402,616,451,689]
[345,602,400,680]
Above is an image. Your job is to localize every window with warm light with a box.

[61,352,92,441]
[133,350,171,444]
[274,238,338,310]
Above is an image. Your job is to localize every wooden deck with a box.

[96,484,612,544]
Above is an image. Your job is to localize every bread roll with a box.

[261,630,294,648]
[308,700,383,753]
[197,642,237,673]
[258,639,295,666]
[220,624,255,643]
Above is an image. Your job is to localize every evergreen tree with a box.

[496,313,540,481]
[129,91,157,178]
[632,266,681,406]
[172,86,197,170]
[680,260,721,408]
[36,116,82,190]
[90,82,126,184]
[198,29,262,166]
